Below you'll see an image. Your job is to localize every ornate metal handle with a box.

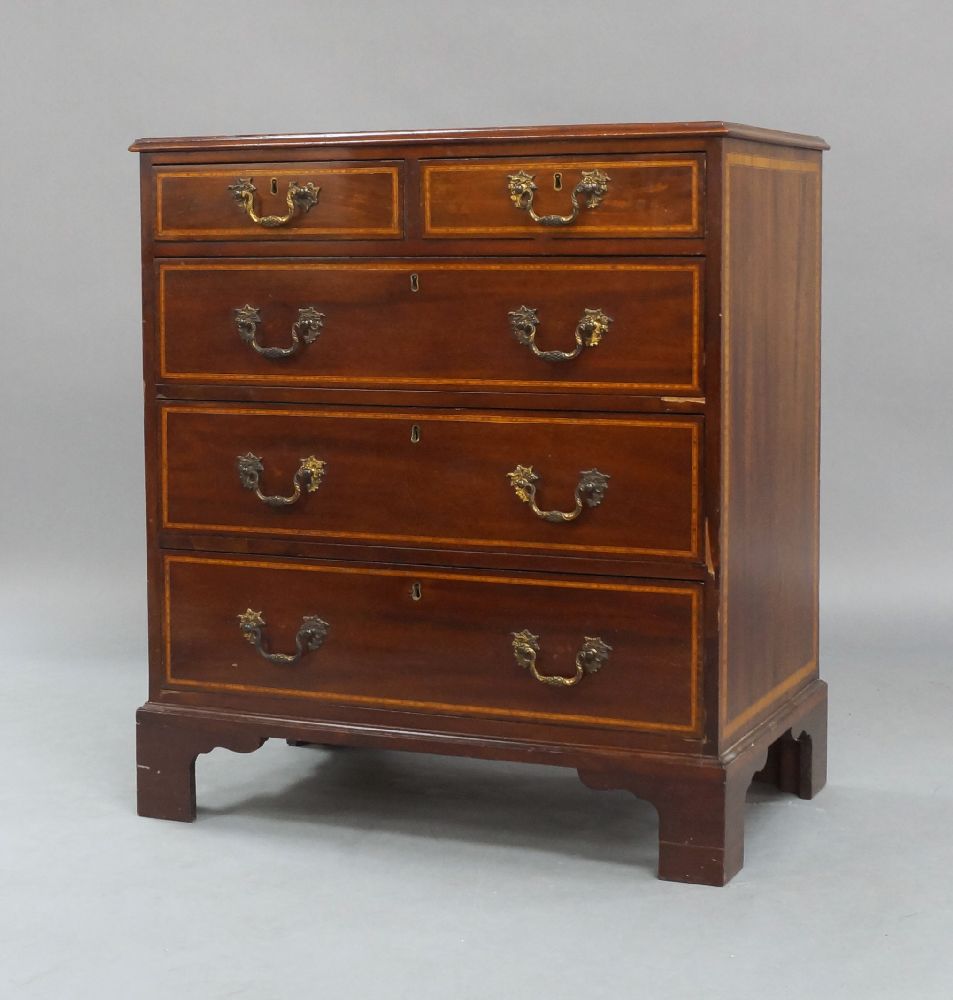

[507,169,610,226]
[234,304,325,359]
[237,608,330,665]
[227,177,320,227]
[506,465,609,523]
[237,453,326,507]
[512,630,611,688]
[509,305,612,362]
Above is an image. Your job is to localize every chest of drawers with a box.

[132,122,827,885]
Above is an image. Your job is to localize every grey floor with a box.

[2,610,951,999]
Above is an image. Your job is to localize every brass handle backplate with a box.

[228,177,320,227]
[507,169,610,226]
[237,608,330,665]
[234,304,325,359]
[237,452,326,507]
[509,305,612,362]
[512,629,612,688]
[506,465,609,523]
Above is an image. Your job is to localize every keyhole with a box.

[410,581,423,601]
[270,177,279,196]
[410,424,421,443]
[553,172,563,191]
[410,273,420,292]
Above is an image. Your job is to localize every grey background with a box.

[1,2,951,997]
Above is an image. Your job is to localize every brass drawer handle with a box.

[506,464,609,523]
[238,608,330,665]
[512,629,611,688]
[507,169,610,226]
[237,452,326,507]
[234,304,325,360]
[509,305,612,362]
[227,177,320,227]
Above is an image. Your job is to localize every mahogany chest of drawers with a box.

[132,121,827,885]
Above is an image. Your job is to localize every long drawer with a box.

[160,404,701,563]
[162,554,701,734]
[157,259,702,394]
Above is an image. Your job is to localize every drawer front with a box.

[158,260,702,394]
[160,405,701,563]
[423,155,703,238]
[154,163,402,240]
[162,554,701,734]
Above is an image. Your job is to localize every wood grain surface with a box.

[160,403,701,562]
[162,553,701,734]
[157,259,702,393]
[719,142,822,743]
[423,155,702,237]
[155,163,401,240]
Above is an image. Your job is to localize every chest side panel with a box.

[719,141,822,746]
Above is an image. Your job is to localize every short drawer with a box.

[162,554,701,735]
[153,162,402,240]
[160,404,701,564]
[157,259,702,394]
[423,155,703,238]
